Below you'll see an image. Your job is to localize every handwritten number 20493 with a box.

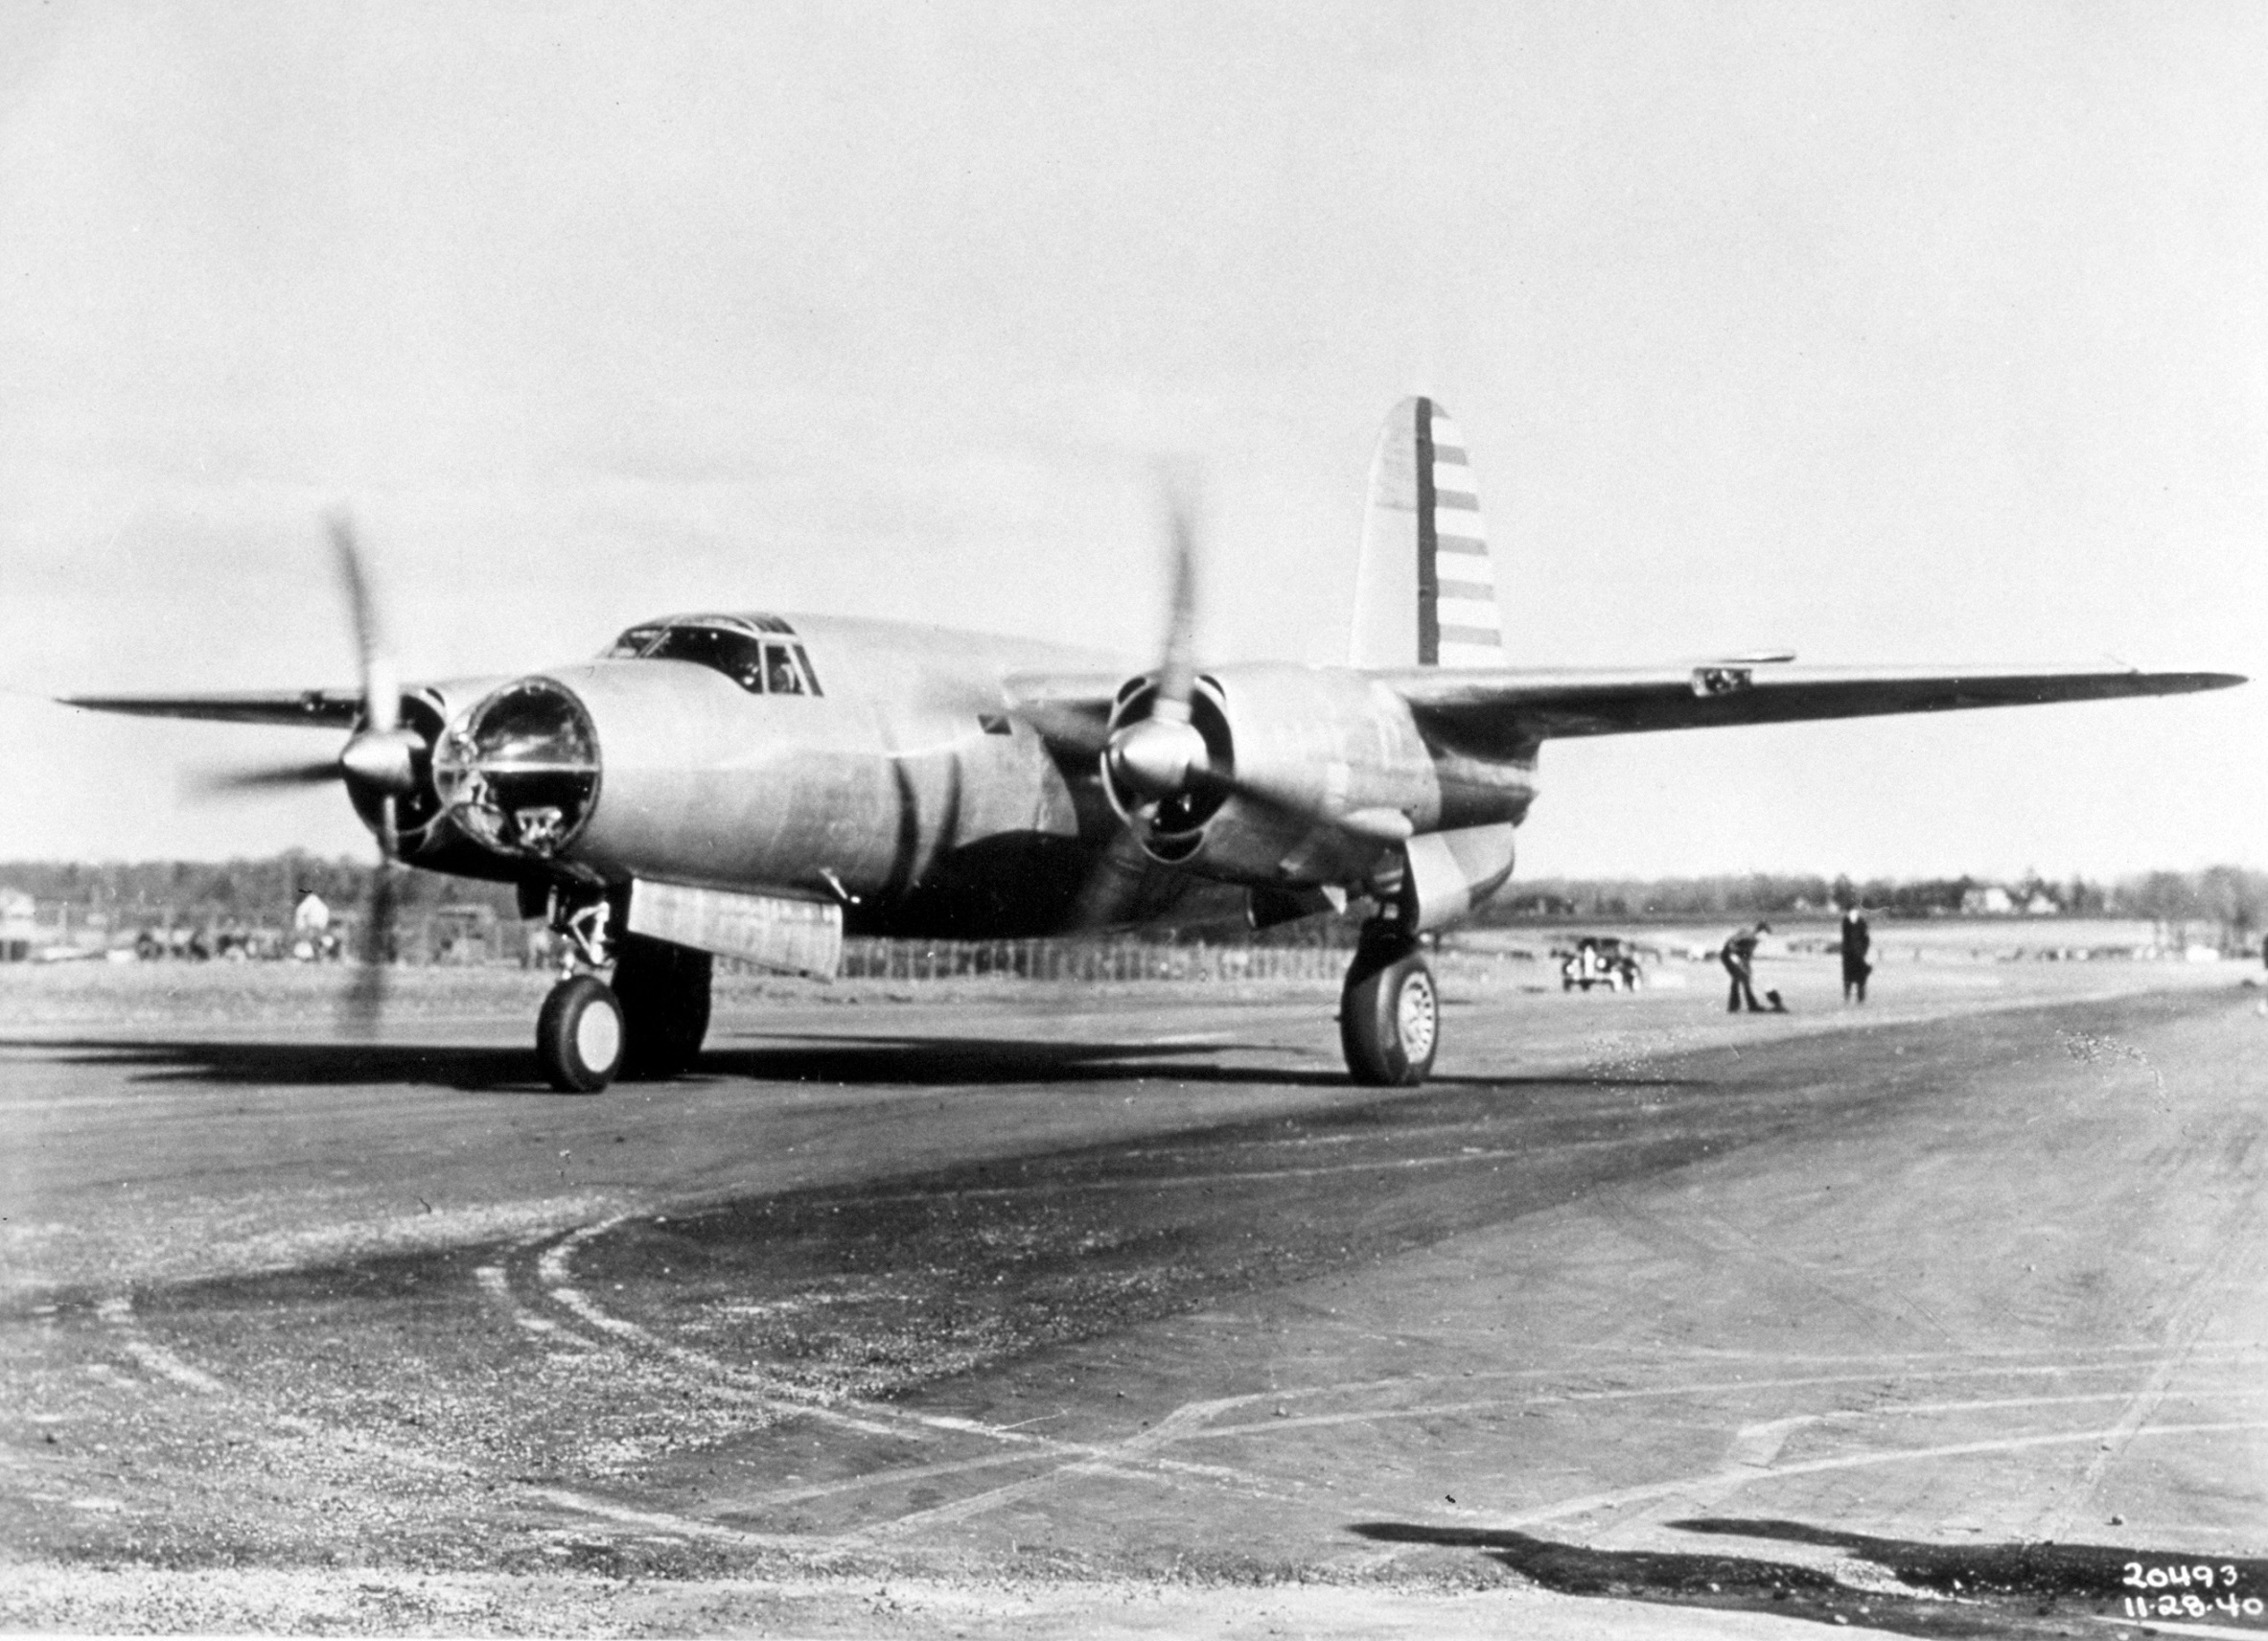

[2122,1561,2238,1591]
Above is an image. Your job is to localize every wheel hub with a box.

[574,994,622,1072]
[1397,970,1439,1061]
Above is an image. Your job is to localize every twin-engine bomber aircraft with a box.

[67,400,2240,1091]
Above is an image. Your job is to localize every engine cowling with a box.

[1101,662,1447,887]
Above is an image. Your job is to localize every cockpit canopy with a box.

[602,614,822,697]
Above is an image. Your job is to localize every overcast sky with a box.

[2,1,2261,880]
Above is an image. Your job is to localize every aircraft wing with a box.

[58,689,366,728]
[1381,661,2244,759]
[1000,672,1122,755]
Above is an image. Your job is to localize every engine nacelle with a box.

[354,678,517,879]
[1104,663,1448,887]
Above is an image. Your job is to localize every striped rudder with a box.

[1349,397,1508,669]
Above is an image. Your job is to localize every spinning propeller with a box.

[1031,475,1368,928]
[1057,477,1212,927]
[195,513,423,1029]
[1101,476,1219,820]
[327,513,418,1029]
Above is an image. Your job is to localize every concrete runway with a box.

[4,959,2266,1636]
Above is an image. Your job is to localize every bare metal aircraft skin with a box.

[65,399,2243,1092]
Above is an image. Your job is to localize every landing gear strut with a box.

[1339,924,1439,1087]
[533,889,711,1093]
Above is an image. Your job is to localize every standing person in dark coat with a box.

[1722,921,1769,1013]
[1841,904,1872,1004]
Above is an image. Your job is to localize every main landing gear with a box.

[1339,923,1438,1087]
[534,891,712,1094]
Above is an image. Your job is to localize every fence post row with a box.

[821,936,1374,983]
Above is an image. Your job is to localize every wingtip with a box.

[55,694,170,718]
[2172,670,2249,693]
[2115,668,2246,693]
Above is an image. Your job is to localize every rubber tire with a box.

[612,933,712,1081]
[537,974,625,1094]
[1339,937,1440,1087]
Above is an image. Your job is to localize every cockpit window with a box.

[643,625,766,691]
[607,621,822,696]
[603,625,665,659]
[763,642,805,695]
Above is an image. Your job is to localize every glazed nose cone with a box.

[433,678,601,859]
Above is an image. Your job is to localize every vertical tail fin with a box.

[1349,397,1509,669]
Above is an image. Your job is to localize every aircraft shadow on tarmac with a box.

[701,1032,1700,1091]
[1351,1518,2267,1638]
[17,1032,1263,1092]
[12,1031,1708,1094]
[704,1032,1338,1087]
[21,1038,539,1091]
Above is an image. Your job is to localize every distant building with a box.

[434,903,501,964]
[1961,885,2015,915]
[0,887,35,962]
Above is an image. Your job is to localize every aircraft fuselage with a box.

[433,612,1538,938]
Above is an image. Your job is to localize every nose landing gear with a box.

[533,888,712,1093]
[537,973,625,1093]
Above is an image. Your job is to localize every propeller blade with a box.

[1186,762,1412,843]
[341,848,399,1036]
[1153,466,1200,720]
[372,791,400,865]
[180,520,415,822]
[334,513,410,1003]
[1097,465,1210,808]
[185,760,344,797]
[1070,816,1161,931]
[1010,699,1114,757]
[329,510,398,737]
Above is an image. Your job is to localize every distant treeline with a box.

[1486,867,2268,925]
[0,853,520,925]
[6,856,2267,934]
